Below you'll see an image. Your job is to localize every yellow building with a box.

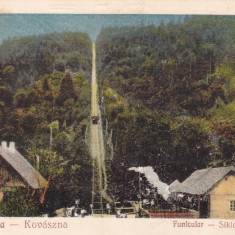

[170,166,235,219]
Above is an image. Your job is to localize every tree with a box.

[49,120,59,150]
[14,90,27,108]
[27,148,64,180]
[0,188,42,217]
[0,86,13,107]
[42,78,50,94]
[56,71,77,106]
[2,66,16,88]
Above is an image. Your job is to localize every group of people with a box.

[89,202,111,215]
[65,206,87,217]
[66,201,126,217]
[116,209,127,218]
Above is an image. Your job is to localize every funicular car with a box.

[91,116,99,124]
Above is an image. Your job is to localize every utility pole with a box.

[49,126,52,150]
[36,155,40,170]
[105,119,108,136]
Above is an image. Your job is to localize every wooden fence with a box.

[146,211,199,218]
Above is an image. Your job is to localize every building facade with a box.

[209,174,235,218]
[170,166,235,219]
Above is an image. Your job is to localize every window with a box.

[230,201,235,211]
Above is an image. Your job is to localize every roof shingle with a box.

[0,147,47,189]
[170,166,235,195]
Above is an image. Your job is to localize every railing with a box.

[146,211,199,218]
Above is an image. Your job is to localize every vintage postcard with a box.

[0,1,235,235]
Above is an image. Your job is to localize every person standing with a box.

[80,208,86,218]
[89,203,93,215]
[106,203,111,214]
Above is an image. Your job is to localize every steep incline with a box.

[90,43,112,214]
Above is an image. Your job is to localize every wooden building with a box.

[0,141,47,200]
[170,166,235,218]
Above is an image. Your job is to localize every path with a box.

[90,43,112,214]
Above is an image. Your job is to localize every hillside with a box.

[96,16,235,195]
[0,17,235,214]
[0,32,91,92]
[0,32,92,216]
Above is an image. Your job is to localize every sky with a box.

[0,14,184,43]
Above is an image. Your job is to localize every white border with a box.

[0,0,235,14]
[0,1,235,235]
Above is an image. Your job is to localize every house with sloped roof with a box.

[169,166,235,218]
[0,141,47,200]
[169,179,180,192]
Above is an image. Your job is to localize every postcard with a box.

[0,1,235,235]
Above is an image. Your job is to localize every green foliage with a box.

[107,100,126,120]
[53,131,71,157]
[2,65,15,76]
[0,189,41,217]
[97,16,235,114]
[42,78,51,93]
[212,101,235,125]
[97,17,235,189]
[0,32,92,214]
[27,148,64,179]
[14,90,27,108]
[0,32,92,91]
[1,17,235,213]
[211,60,235,102]
[56,71,76,105]
[49,120,59,130]
[102,85,216,186]
[0,86,13,107]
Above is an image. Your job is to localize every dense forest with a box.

[0,16,235,215]
[0,32,92,216]
[96,16,235,199]
[0,32,91,92]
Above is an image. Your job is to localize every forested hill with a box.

[0,32,92,215]
[0,32,91,92]
[97,16,235,114]
[96,16,235,189]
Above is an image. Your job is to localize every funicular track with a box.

[90,43,113,215]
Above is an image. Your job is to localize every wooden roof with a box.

[0,146,47,189]
[169,179,180,192]
[170,166,235,195]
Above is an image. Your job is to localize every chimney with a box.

[1,141,7,150]
[9,142,15,153]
